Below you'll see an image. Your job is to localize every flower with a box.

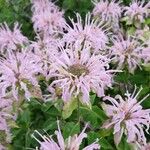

[92,0,122,24]
[102,87,150,146]
[134,26,150,42]
[0,50,42,100]
[31,0,66,35]
[110,35,144,73]
[124,0,150,24]
[63,13,109,53]
[0,96,15,144]
[48,42,117,105]
[141,143,150,150]
[0,144,5,150]
[30,34,61,76]
[0,97,13,133]
[0,22,28,54]
[32,121,100,150]
[141,47,150,64]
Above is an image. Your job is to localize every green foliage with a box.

[1,0,150,149]
[11,100,60,149]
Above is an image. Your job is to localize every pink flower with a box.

[92,0,122,24]
[102,87,150,146]
[30,34,62,76]
[110,35,144,73]
[0,22,28,54]
[48,42,117,105]
[0,144,5,150]
[32,121,100,150]
[0,98,12,132]
[141,47,150,64]
[0,50,42,100]
[0,96,15,144]
[141,143,150,150]
[63,13,109,53]
[31,0,66,35]
[124,0,150,24]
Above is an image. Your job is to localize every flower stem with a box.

[77,96,80,124]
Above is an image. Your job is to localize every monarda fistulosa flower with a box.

[102,87,150,146]
[92,0,122,26]
[0,22,28,54]
[31,0,66,36]
[0,96,16,148]
[110,34,145,73]
[32,121,100,150]
[123,0,150,26]
[48,42,118,106]
[0,50,42,100]
[63,13,109,54]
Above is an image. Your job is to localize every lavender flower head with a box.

[92,0,122,25]
[0,22,28,54]
[102,87,150,146]
[31,0,66,35]
[0,50,42,100]
[124,0,150,24]
[63,13,109,53]
[30,34,61,76]
[0,144,5,150]
[32,121,100,150]
[110,35,144,73]
[0,96,15,145]
[48,42,117,106]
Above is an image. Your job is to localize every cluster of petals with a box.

[0,22,28,54]
[32,121,100,150]
[30,34,61,76]
[0,50,42,100]
[48,42,117,105]
[124,0,150,24]
[92,0,122,25]
[110,34,144,73]
[0,96,15,146]
[102,87,150,146]
[64,13,109,53]
[0,144,5,150]
[31,0,66,35]
[0,97,13,133]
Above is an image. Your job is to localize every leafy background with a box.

[0,0,150,150]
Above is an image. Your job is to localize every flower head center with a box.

[68,64,89,77]
[125,44,135,55]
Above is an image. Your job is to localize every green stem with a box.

[77,96,80,124]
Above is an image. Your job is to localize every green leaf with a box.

[62,0,76,10]
[62,98,78,119]
[87,131,114,150]
[117,136,132,150]
[100,138,114,150]
[145,18,150,25]
[90,93,96,105]
[80,106,107,128]
[62,122,80,139]
[127,26,136,35]
[19,109,31,125]
[143,63,150,72]
[99,128,113,138]
[43,119,57,131]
